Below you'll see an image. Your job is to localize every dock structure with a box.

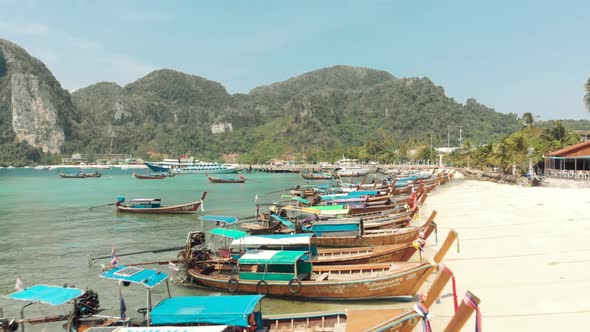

[242,162,440,174]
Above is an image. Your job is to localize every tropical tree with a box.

[542,121,579,150]
[522,112,535,128]
[585,78,590,111]
[471,143,494,169]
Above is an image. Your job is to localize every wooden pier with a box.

[241,163,440,174]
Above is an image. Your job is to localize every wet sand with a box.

[420,178,590,331]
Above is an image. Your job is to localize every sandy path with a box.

[420,178,590,331]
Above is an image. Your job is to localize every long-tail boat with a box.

[82,171,102,178]
[115,192,207,214]
[3,284,100,332]
[96,266,455,332]
[262,264,456,332]
[59,171,85,178]
[442,291,481,332]
[133,171,165,179]
[301,172,334,180]
[312,221,438,265]
[185,229,456,300]
[75,265,172,331]
[206,173,246,183]
[180,220,438,267]
[310,211,437,248]
[83,264,478,332]
[236,222,439,265]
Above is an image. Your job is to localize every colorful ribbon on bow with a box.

[464,292,482,332]
[413,303,432,332]
[441,265,458,312]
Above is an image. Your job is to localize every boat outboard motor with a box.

[189,232,206,248]
[117,196,125,204]
[0,319,18,332]
[75,290,100,317]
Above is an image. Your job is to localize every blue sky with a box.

[1,0,589,120]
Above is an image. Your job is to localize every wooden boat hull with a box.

[262,261,456,332]
[82,172,101,178]
[301,173,333,180]
[208,178,245,183]
[133,172,165,179]
[263,308,421,332]
[310,211,435,248]
[116,192,207,214]
[116,202,200,214]
[187,262,434,300]
[315,244,415,265]
[362,209,416,230]
[311,225,420,248]
[59,173,85,178]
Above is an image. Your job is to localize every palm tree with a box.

[542,121,579,149]
[585,78,590,111]
[522,112,534,128]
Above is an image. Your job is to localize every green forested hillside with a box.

[70,66,522,163]
[3,38,585,166]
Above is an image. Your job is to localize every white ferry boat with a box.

[334,157,370,177]
[145,158,238,174]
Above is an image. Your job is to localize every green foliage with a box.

[585,78,590,112]
[452,124,581,175]
[0,141,43,166]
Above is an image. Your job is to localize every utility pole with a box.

[459,126,463,148]
[430,132,433,150]
[447,125,450,149]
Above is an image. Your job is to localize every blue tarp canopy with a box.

[231,233,313,247]
[270,214,295,229]
[6,284,84,306]
[200,215,239,224]
[238,250,308,265]
[321,190,378,201]
[209,227,247,239]
[150,295,263,326]
[100,266,168,288]
[87,327,230,332]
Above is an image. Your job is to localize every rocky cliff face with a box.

[0,39,74,153]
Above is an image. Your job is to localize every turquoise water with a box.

[0,168,408,330]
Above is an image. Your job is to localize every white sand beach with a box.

[420,178,590,331]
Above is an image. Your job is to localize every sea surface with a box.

[0,168,408,330]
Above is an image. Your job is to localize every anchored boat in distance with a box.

[144,157,238,174]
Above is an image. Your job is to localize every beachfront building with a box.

[573,130,590,142]
[544,141,590,180]
[61,153,133,165]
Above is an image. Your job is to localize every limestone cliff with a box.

[0,39,75,153]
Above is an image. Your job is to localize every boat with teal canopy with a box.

[200,215,239,225]
[209,227,247,239]
[93,266,171,329]
[85,327,230,332]
[7,284,84,306]
[100,266,169,289]
[149,295,263,328]
[270,214,295,229]
[5,284,90,332]
[231,233,318,256]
